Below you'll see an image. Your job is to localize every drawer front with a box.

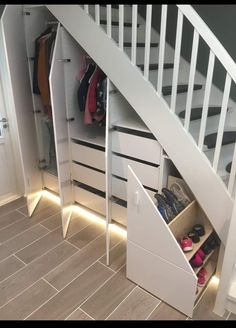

[74,185,106,216]
[72,163,105,191]
[112,176,157,202]
[111,202,127,227]
[112,131,161,164]
[71,142,105,171]
[112,155,159,190]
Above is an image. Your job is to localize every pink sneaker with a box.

[196,248,205,260]
[180,236,193,252]
[190,253,203,268]
[197,274,206,287]
[198,267,208,277]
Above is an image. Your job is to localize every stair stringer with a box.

[46,4,233,245]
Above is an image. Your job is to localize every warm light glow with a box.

[109,223,127,238]
[211,275,220,286]
[72,205,106,226]
[73,204,127,238]
[42,190,61,205]
[41,191,127,238]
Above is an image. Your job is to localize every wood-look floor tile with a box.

[99,240,126,272]
[107,286,160,320]
[17,197,57,217]
[0,225,49,262]
[27,262,113,320]
[0,210,25,230]
[0,197,26,217]
[66,215,92,238]
[228,313,236,320]
[40,213,62,231]
[44,231,122,291]
[0,205,60,243]
[0,255,25,282]
[81,265,136,320]
[0,279,56,320]
[67,221,105,249]
[193,279,228,320]
[15,227,63,264]
[66,308,93,320]
[147,302,187,320]
[0,242,77,307]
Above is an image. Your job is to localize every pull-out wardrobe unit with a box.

[0,4,221,317]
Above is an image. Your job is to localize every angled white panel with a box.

[127,165,193,273]
[127,241,196,317]
[1,5,42,216]
[49,25,73,237]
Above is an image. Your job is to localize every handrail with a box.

[177,5,236,85]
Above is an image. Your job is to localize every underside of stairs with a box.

[46,4,234,246]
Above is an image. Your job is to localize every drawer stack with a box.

[71,140,106,216]
[111,127,161,226]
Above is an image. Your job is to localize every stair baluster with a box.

[131,5,138,65]
[119,5,124,50]
[157,5,167,95]
[144,5,152,80]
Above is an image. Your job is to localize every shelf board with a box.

[185,226,213,261]
[113,116,152,134]
[71,133,105,148]
[193,250,214,274]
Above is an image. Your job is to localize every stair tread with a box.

[179,106,225,121]
[100,4,119,9]
[100,20,139,27]
[204,131,236,149]
[162,84,202,96]
[226,162,232,173]
[124,42,159,47]
[137,63,174,71]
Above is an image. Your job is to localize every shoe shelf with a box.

[193,250,214,275]
[195,249,219,301]
[168,200,213,261]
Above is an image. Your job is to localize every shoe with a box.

[180,236,193,252]
[197,274,206,287]
[155,193,175,223]
[201,243,212,255]
[170,181,191,207]
[198,267,208,277]
[195,248,205,260]
[162,188,185,215]
[193,224,205,237]
[188,231,200,243]
[190,253,203,267]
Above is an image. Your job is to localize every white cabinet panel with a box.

[49,26,73,236]
[112,130,161,164]
[72,163,105,191]
[74,185,106,216]
[71,142,105,171]
[112,154,159,190]
[1,5,43,216]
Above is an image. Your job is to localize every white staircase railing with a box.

[82,4,236,200]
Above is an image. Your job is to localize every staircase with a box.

[46,4,236,316]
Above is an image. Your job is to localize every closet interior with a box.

[0,4,221,318]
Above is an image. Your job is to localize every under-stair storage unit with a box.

[127,166,220,317]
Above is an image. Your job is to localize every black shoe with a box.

[188,231,200,243]
[193,224,205,237]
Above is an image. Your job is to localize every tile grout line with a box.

[24,256,117,320]
[146,300,163,320]
[105,286,138,320]
[97,260,117,274]
[41,277,59,293]
[0,211,60,246]
[226,312,231,320]
[63,239,81,250]
[97,238,126,264]
[0,215,27,234]
[66,219,98,240]
[65,306,95,320]
[15,208,28,218]
[38,223,51,232]
[79,263,127,311]
[13,254,27,266]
